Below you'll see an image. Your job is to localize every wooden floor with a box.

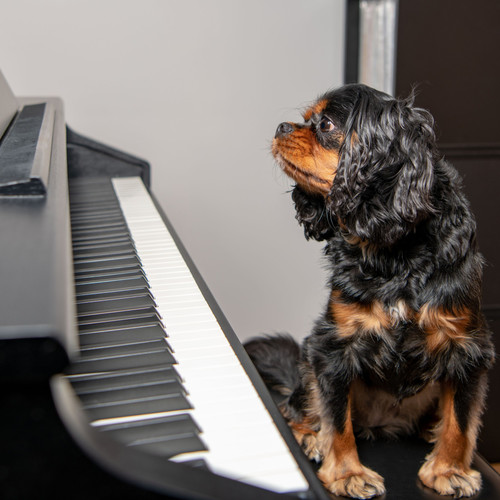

[493,463,500,474]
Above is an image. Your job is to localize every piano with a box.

[1,70,499,500]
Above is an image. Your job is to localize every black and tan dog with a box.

[245,84,494,499]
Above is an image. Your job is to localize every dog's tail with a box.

[244,334,301,397]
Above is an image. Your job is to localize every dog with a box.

[245,84,495,499]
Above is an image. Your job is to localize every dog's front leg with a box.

[316,382,385,499]
[418,377,486,497]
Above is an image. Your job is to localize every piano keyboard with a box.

[65,176,309,494]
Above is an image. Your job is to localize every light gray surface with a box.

[0,69,18,137]
[1,0,345,342]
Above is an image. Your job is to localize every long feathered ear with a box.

[330,89,437,247]
[291,186,337,241]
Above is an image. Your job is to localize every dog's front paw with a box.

[300,433,323,462]
[289,420,322,462]
[319,465,385,499]
[418,458,481,497]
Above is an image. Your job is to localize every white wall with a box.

[1,0,345,342]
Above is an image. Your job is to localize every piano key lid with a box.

[0,100,55,196]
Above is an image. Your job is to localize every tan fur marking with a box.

[332,407,361,471]
[436,385,469,467]
[318,395,363,480]
[318,393,385,497]
[418,381,483,496]
[418,304,472,352]
[302,99,328,122]
[272,127,338,195]
[330,290,392,337]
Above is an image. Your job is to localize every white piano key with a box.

[111,177,308,493]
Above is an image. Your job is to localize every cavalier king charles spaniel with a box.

[245,84,494,499]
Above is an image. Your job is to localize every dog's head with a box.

[272,84,438,246]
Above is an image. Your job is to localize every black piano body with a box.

[1,71,500,500]
[0,72,327,500]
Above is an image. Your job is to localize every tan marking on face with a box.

[272,126,338,195]
[302,99,328,122]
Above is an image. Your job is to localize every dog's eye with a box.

[319,118,334,133]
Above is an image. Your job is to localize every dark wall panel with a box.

[396,0,500,461]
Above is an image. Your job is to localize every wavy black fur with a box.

[245,84,495,498]
[244,334,301,396]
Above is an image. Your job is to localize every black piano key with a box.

[72,235,131,248]
[78,306,159,322]
[75,276,149,294]
[79,379,186,406]
[74,263,144,278]
[71,217,125,229]
[71,229,131,244]
[70,365,182,393]
[70,191,117,202]
[179,459,211,470]
[71,226,130,241]
[66,351,173,374]
[80,339,174,361]
[74,254,140,267]
[128,433,208,458]
[71,219,129,231]
[99,413,201,440]
[75,270,147,286]
[75,267,144,281]
[84,395,193,422]
[69,348,175,373]
[79,324,169,348]
[77,295,155,316]
[74,250,138,264]
[72,238,134,249]
[70,200,120,212]
[72,243,136,259]
[78,315,162,333]
[72,238,134,253]
[98,415,208,459]
[76,287,151,302]
[74,259,142,274]
[81,386,192,421]
[76,272,146,288]
[73,234,132,249]
[99,414,208,458]
[70,210,124,223]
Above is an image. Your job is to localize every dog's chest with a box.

[354,326,435,399]
[310,317,438,400]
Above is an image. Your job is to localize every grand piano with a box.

[1,70,499,500]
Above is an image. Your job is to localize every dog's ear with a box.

[331,90,437,246]
[291,186,336,241]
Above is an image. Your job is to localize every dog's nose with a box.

[275,122,294,138]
